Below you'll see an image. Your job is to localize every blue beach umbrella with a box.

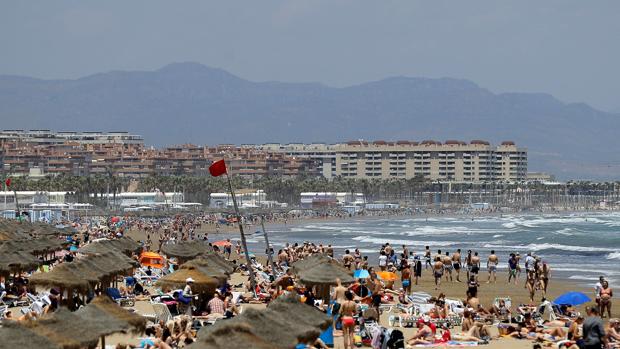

[554,291,591,306]
[353,269,370,279]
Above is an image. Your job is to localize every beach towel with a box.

[414,341,478,347]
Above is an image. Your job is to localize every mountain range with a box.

[1,62,619,180]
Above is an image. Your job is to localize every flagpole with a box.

[260,215,277,274]
[225,172,257,296]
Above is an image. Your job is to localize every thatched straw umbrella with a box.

[0,321,62,349]
[296,259,354,302]
[296,259,354,286]
[290,254,338,274]
[76,296,147,348]
[10,297,146,349]
[0,237,67,255]
[161,241,212,263]
[78,237,140,256]
[0,250,40,276]
[199,253,235,274]
[198,295,331,349]
[267,293,332,331]
[182,258,230,281]
[188,323,274,349]
[155,266,218,294]
[29,261,99,293]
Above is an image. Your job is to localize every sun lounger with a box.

[106,287,135,307]
[151,302,173,323]
[0,305,8,319]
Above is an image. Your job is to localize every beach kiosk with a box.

[139,251,165,269]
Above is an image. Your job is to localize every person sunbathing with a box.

[407,320,435,345]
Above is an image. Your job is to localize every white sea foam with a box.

[606,252,620,260]
[553,228,574,236]
[492,234,503,238]
[482,243,616,253]
[352,235,458,247]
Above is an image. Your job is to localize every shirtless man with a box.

[326,244,334,258]
[470,252,481,282]
[487,250,498,284]
[433,257,444,290]
[342,250,354,270]
[332,278,347,330]
[442,252,453,282]
[424,246,432,269]
[452,249,462,282]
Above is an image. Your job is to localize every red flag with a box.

[209,159,227,177]
[4,178,10,187]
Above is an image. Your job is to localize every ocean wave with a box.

[553,228,574,236]
[607,252,620,260]
[482,243,616,253]
[493,234,503,238]
[352,235,458,247]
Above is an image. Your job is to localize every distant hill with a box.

[1,62,619,179]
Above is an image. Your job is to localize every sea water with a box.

[243,212,620,286]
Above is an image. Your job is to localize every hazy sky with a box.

[1,1,619,111]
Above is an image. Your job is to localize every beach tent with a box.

[139,251,165,269]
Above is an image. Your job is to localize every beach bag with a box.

[386,329,405,349]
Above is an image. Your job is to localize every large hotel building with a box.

[258,140,527,182]
[0,131,527,182]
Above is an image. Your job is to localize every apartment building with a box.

[0,130,144,145]
[0,131,317,178]
[257,140,527,182]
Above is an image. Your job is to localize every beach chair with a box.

[388,304,417,327]
[0,305,8,319]
[106,287,135,307]
[151,302,173,323]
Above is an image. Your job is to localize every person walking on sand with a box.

[508,253,518,285]
[424,246,432,269]
[599,280,613,319]
[442,252,453,282]
[470,252,481,283]
[452,249,462,282]
[582,306,608,349]
[433,256,444,290]
[486,250,498,284]
[340,291,358,349]
[332,278,347,331]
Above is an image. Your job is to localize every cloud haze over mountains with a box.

[1,62,619,179]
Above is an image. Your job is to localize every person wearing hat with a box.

[182,278,194,316]
[606,318,620,343]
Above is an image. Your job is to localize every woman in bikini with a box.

[340,290,358,349]
[600,280,613,319]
